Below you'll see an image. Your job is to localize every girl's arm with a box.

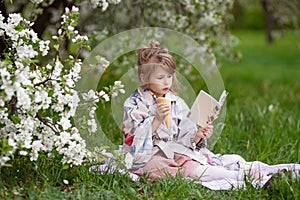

[193,122,213,144]
[175,97,213,149]
[122,95,154,155]
[151,117,161,133]
[152,103,170,132]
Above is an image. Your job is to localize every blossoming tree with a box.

[1,0,235,167]
[0,2,124,166]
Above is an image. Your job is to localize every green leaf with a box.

[86,45,91,51]
[62,164,69,170]
[53,44,59,50]
[1,138,13,152]
[48,90,54,97]
[11,115,21,124]
[15,25,24,32]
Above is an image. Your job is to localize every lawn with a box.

[1,30,300,199]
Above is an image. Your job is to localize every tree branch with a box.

[36,114,59,133]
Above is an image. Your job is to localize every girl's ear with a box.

[140,73,145,84]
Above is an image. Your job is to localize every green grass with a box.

[1,30,300,199]
[216,30,300,164]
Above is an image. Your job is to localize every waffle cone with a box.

[157,97,171,130]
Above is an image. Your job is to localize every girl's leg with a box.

[189,164,244,182]
[221,154,246,166]
[245,161,300,179]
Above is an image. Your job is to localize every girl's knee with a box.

[222,154,246,164]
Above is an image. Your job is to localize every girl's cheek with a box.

[157,80,164,85]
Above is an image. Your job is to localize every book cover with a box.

[188,90,228,127]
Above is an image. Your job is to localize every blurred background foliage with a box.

[231,0,300,43]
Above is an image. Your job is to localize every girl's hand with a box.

[155,103,170,123]
[194,121,213,143]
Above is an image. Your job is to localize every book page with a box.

[218,90,228,105]
[188,90,224,127]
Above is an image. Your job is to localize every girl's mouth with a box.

[163,87,169,91]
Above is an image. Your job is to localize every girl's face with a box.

[143,66,173,97]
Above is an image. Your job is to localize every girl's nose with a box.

[163,78,169,85]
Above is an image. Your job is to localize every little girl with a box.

[121,40,300,190]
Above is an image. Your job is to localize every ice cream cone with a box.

[156,97,171,130]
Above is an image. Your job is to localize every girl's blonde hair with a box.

[137,40,178,92]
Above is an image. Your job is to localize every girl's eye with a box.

[157,77,163,80]
[167,75,172,78]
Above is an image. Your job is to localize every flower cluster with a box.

[29,0,44,4]
[110,81,125,98]
[80,89,109,133]
[0,7,124,166]
[28,0,122,12]
[60,7,88,45]
[90,0,122,11]
[78,80,125,134]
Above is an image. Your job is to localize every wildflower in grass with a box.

[268,104,274,112]
[63,179,69,185]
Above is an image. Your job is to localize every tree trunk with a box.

[261,0,275,43]
[32,0,62,38]
[0,2,8,19]
[0,2,7,57]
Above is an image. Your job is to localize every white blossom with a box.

[65,7,70,14]
[72,6,79,12]
[58,117,72,130]
[110,80,125,98]
[90,0,121,11]
[30,0,43,4]
[119,88,125,94]
[96,55,110,69]
[67,25,74,31]
[39,40,50,56]
[58,29,62,35]
[20,150,28,156]
[0,157,11,166]
[73,61,81,74]
[34,90,51,109]
[0,99,4,107]
[7,13,22,26]
[87,119,97,132]
[16,44,38,61]
[16,87,31,110]
[99,90,110,102]
[89,106,97,118]
[31,140,44,161]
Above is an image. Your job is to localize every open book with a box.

[188,90,228,127]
